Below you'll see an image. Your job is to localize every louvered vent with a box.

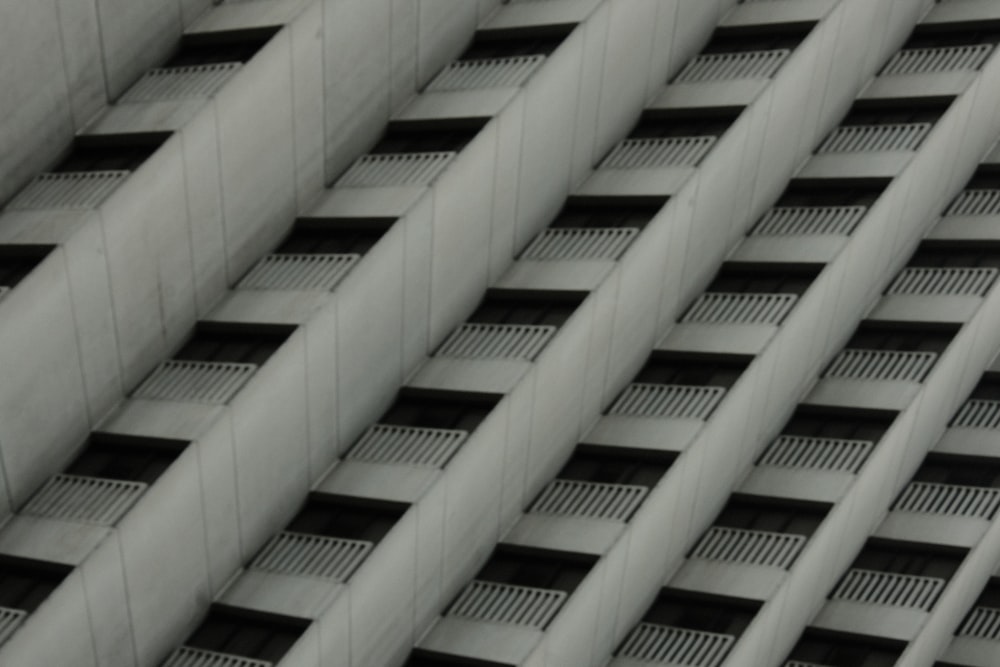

[237,253,360,291]
[521,228,639,261]
[448,581,566,628]
[120,63,241,102]
[427,55,545,90]
[0,607,26,647]
[881,44,993,75]
[336,152,454,187]
[600,136,716,169]
[951,399,1000,429]
[6,171,129,210]
[608,383,726,420]
[831,569,944,610]
[683,293,798,325]
[691,527,806,569]
[436,323,556,361]
[21,474,147,525]
[823,349,937,382]
[345,424,467,468]
[957,605,1000,639]
[758,435,873,473]
[250,531,373,580]
[617,623,734,667]
[133,360,257,404]
[893,482,1000,519]
[946,189,1000,216]
[751,206,867,236]
[817,123,932,153]
[674,49,790,81]
[530,480,648,521]
[163,647,272,667]
[886,267,997,296]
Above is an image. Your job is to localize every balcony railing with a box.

[0,607,27,647]
[448,580,566,628]
[831,569,945,611]
[690,526,806,569]
[957,605,1000,639]
[751,205,867,236]
[951,398,1000,429]
[617,623,734,666]
[336,152,454,187]
[682,292,798,325]
[7,171,129,210]
[608,383,726,420]
[237,253,360,291]
[530,479,648,521]
[893,481,1000,519]
[427,55,545,90]
[600,136,717,169]
[436,323,557,361]
[757,435,873,473]
[886,267,997,296]
[250,531,373,581]
[133,360,257,404]
[345,424,467,468]
[21,474,147,525]
[674,49,790,82]
[817,123,932,153]
[946,189,1000,216]
[521,227,639,261]
[881,44,993,75]
[120,63,241,102]
[162,647,272,667]
[823,349,937,383]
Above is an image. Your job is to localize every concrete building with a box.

[3,0,1000,666]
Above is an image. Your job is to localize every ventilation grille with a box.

[448,581,566,628]
[831,569,945,611]
[133,360,257,404]
[957,605,1000,639]
[600,136,717,169]
[21,474,147,525]
[817,123,932,153]
[436,323,556,361]
[881,44,993,75]
[237,253,360,291]
[823,349,937,382]
[0,607,26,647]
[617,623,734,667]
[163,647,272,667]
[608,383,726,420]
[758,435,873,473]
[683,292,798,325]
[6,171,129,210]
[427,55,545,90]
[530,480,648,521]
[674,49,790,82]
[886,267,997,296]
[521,227,639,261]
[951,399,1000,429]
[946,189,1000,217]
[752,206,867,236]
[120,63,241,102]
[345,424,467,468]
[250,531,373,581]
[336,152,454,187]
[691,526,806,569]
[893,482,1000,519]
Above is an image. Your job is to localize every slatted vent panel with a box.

[163,647,272,667]
[448,581,566,628]
[951,399,1000,429]
[600,136,716,169]
[436,323,556,360]
[427,55,545,90]
[120,63,241,101]
[817,123,932,153]
[133,360,257,404]
[608,384,726,420]
[946,189,1000,216]
[823,349,937,382]
[521,227,639,260]
[336,152,454,187]
[887,267,997,296]
[957,606,1000,639]
[237,253,360,291]
[831,569,945,610]
[752,206,867,236]
[617,623,734,666]
[675,49,790,81]
[530,480,648,521]
[893,482,1000,519]
[0,607,26,646]
[882,44,993,75]
[758,435,873,473]
[6,171,130,210]
[683,293,798,325]
[345,424,467,467]
[691,527,806,568]
[250,531,373,580]
[22,474,147,525]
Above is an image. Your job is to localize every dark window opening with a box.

[53,133,170,173]
[627,108,741,139]
[702,23,817,53]
[461,25,573,59]
[549,197,667,230]
[713,495,830,537]
[275,218,395,255]
[706,263,821,295]
[906,25,1000,48]
[0,245,54,289]
[378,388,501,432]
[371,119,488,154]
[633,352,752,389]
[185,605,308,663]
[908,241,1000,269]
[838,98,953,127]
[471,546,595,595]
[164,27,281,67]
[786,628,904,667]
[966,372,1000,401]
[781,406,896,443]
[911,453,1000,490]
[844,321,958,354]
[556,445,675,489]
[967,577,1000,611]
[637,589,761,638]
[958,164,1000,191]
[466,289,586,328]
[173,322,294,366]
[406,650,514,667]
[283,494,406,546]
[776,179,889,208]
[0,556,71,614]
[65,433,187,485]
[847,539,966,582]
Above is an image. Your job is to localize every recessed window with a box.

[781,406,897,442]
[471,547,595,596]
[633,351,752,389]
[639,589,761,638]
[283,494,407,546]
[912,453,1000,488]
[713,494,829,537]
[165,27,281,67]
[909,240,1000,269]
[702,23,817,54]
[184,605,308,663]
[0,556,71,614]
[371,119,488,154]
[627,108,742,139]
[274,218,395,255]
[379,388,501,432]
[173,322,295,366]
[785,628,904,667]
[53,133,170,173]
[465,289,586,328]
[0,245,54,290]
[549,197,666,230]
[462,25,573,59]
[848,539,966,582]
[65,433,187,485]
[838,98,953,128]
[706,263,821,295]
[556,444,675,489]
[844,321,958,354]
[776,179,889,208]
